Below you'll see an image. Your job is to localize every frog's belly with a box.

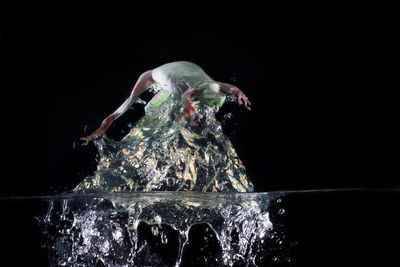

[152,61,213,95]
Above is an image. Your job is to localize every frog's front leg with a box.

[220,83,251,111]
[175,90,203,126]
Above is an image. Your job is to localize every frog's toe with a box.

[245,99,252,110]
[80,137,90,146]
[237,96,243,105]
[194,109,203,119]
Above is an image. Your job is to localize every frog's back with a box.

[152,61,214,94]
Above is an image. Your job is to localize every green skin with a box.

[197,87,227,107]
[80,61,251,145]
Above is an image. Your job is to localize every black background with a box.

[0,3,399,267]
[1,3,398,195]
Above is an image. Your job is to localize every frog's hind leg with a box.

[80,70,154,145]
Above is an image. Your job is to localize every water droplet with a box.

[154,215,162,224]
[223,113,233,120]
[60,199,68,220]
[151,225,159,236]
[44,201,54,223]
[136,98,147,105]
[161,233,168,244]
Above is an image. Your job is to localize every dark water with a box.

[1,189,399,266]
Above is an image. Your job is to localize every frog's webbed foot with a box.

[238,91,251,110]
[231,87,251,111]
[220,83,252,111]
[175,91,202,126]
[80,136,93,146]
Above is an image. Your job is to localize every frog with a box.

[80,61,251,145]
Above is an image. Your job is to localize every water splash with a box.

[74,91,253,193]
[39,82,281,266]
[39,192,287,267]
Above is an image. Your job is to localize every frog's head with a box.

[197,82,226,108]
